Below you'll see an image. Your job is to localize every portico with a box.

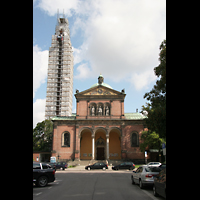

[51,75,148,163]
[79,127,120,161]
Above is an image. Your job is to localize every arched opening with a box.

[80,129,92,160]
[109,128,121,160]
[95,128,107,160]
[131,132,139,147]
[61,131,70,147]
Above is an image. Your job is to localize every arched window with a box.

[62,132,70,147]
[131,132,139,147]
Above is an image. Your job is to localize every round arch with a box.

[109,127,122,160]
[79,127,93,160]
[94,127,108,136]
[79,127,93,138]
[130,131,139,147]
[108,127,122,136]
[94,127,107,160]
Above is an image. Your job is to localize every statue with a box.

[106,106,109,116]
[98,106,102,116]
[91,106,95,116]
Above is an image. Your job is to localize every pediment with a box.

[78,86,121,96]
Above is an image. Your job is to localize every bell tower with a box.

[45,12,74,118]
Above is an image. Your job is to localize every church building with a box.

[51,75,148,163]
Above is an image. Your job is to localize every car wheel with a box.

[37,176,48,187]
[88,167,91,170]
[153,184,158,196]
[131,176,135,185]
[102,167,106,170]
[139,179,144,189]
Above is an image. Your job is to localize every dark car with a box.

[85,162,108,170]
[48,162,57,171]
[33,162,55,187]
[153,168,166,198]
[55,162,68,170]
[112,162,135,170]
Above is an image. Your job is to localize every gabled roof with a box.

[90,82,112,89]
[75,84,124,96]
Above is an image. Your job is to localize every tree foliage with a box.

[140,131,165,152]
[142,39,166,139]
[33,119,53,152]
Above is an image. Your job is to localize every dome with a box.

[90,75,112,89]
[90,82,112,89]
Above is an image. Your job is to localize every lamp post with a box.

[57,153,60,161]
[145,151,147,164]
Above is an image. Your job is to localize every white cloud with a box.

[36,0,166,90]
[130,70,157,91]
[74,63,92,80]
[33,98,46,128]
[35,0,80,16]
[33,45,48,98]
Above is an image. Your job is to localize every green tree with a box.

[33,119,53,151]
[142,39,166,139]
[140,131,165,153]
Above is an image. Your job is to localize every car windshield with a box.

[145,167,154,172]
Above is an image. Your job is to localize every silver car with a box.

[131,165,160,189]
[147,162,161,167]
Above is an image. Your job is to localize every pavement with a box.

[33,168,164,200]
[66,165,86,171]
[64,165,138,171]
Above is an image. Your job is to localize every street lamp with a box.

[57,153,60,161]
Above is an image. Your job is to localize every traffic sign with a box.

[162,143,166,149]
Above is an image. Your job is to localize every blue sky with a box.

[33,0,166,128]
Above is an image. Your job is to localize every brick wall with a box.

[52,125,76,161]
[122,124,147,161]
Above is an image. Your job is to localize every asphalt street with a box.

[33,170,164,200]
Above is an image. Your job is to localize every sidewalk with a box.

[62,165,137,171]
[66,165,86,171]
[66,165,113,171]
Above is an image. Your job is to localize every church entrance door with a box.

[97,147,105,160]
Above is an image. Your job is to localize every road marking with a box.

[48,187,52,189]
[141,189,158,200]
[35,192,42,196]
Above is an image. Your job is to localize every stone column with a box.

[92,135,95,160]
[75,125,80,161]
[106,136,109,160]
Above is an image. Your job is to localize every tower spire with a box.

[45,16,73,118]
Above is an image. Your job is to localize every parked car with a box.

[153,168,166,198]
[150,163,166,172]
[33,162,55,187]
[158,163,166,169]
[85,162,108,170]
[55,162,68,170]
[47,162,57,171]
[112,162,135,170]
[131,165,160,189]
[147,162,161,167]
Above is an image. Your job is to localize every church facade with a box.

[51,75,148,163]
